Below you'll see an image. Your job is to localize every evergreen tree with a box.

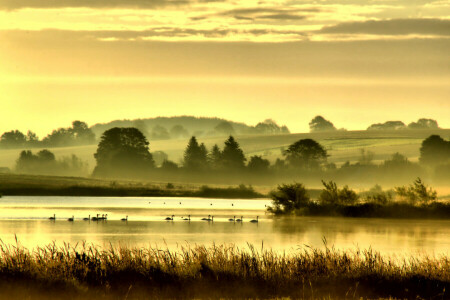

[208,144,222,169]
[183,136,208,171]
[221,136,246,170]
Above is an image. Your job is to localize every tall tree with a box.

[93,127,154,177]
[183,136,208,171]
[221,136,246,170]
[208,144,222,169]
[284,139,327,169]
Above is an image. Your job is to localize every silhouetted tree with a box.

[93,127,154,177]
[43,121,95,147]
[309,116,337,132]
[221,136,246,170]
[268,183,310,214]
[0,130,27,148]
[247,155,270,173]
[26,130,39,147]
[214,121,235,135]
[284,139,327,169]
[408,118,439,130]
[419,135,450,166]
[71,121,96,144]
[183,136,208,171]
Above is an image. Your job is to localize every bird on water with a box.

[165,215,175,221]
[250,216,259,223]
[121,216,128,221]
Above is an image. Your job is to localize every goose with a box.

[121,216,128,221]
[201,215,211,221]
[68,216,74,222]
[83,215,90,221]
[183,215,191,221]
[250,216,259,223]
[228,216,236,222]
[165,215,175,221]
[236,216,243,222]
[49,214,56,220]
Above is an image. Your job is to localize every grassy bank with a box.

[0,242,447,299]
[0,173,265,198]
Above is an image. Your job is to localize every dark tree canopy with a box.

[183,136,208,171]
[284,139,327,169]
[93,127,154,177]
[309,116,337,132]
[419,135,450,166]
[221,136,246,170]
[408,118,439,129]
[43,120,95,147]
[247,155,270,173]
[255,119,290,134]
[0,130,27,148]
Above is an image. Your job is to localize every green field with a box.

[0,129,448,172]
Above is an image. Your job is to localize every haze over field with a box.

[0,0,449,136]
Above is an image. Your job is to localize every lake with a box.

[0,196,449,256]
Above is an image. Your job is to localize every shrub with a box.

[268,183,310,214]
[319,180,359,205]
[395,177,437,205]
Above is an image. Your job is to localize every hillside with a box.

[1,129,448,172]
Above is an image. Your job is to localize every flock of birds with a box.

[164,215,259,223]
[48,214,259,223]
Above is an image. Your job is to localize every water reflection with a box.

[0,196,448,256]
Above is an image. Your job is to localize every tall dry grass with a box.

[0,239,448,299]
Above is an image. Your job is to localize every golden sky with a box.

[0,0,449,136]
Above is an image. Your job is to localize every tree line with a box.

[0,121,96,149]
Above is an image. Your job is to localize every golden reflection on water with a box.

[0,196,449,256]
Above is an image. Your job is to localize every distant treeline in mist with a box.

[0,117,290,149]
[5,123,450,184]
[309,116,442,132]
[0,115,444,150]
[0,121,96,149]
[90,116,290,140]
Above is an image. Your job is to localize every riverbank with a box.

[0,173,265,198]
[0,242,447,299]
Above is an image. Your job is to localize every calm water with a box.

[0,196,449,256]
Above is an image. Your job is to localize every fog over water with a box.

[0,196,448,256]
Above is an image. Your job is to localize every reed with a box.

[0,240,448,299]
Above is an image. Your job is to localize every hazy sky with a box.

[0,0,449,136]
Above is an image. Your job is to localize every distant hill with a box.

[90,116,289,140]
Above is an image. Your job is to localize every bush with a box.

[318,180,359,205]
[268,183,310,214]
[395,178,437,205]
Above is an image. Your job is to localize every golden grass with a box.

[0,240,448,299]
